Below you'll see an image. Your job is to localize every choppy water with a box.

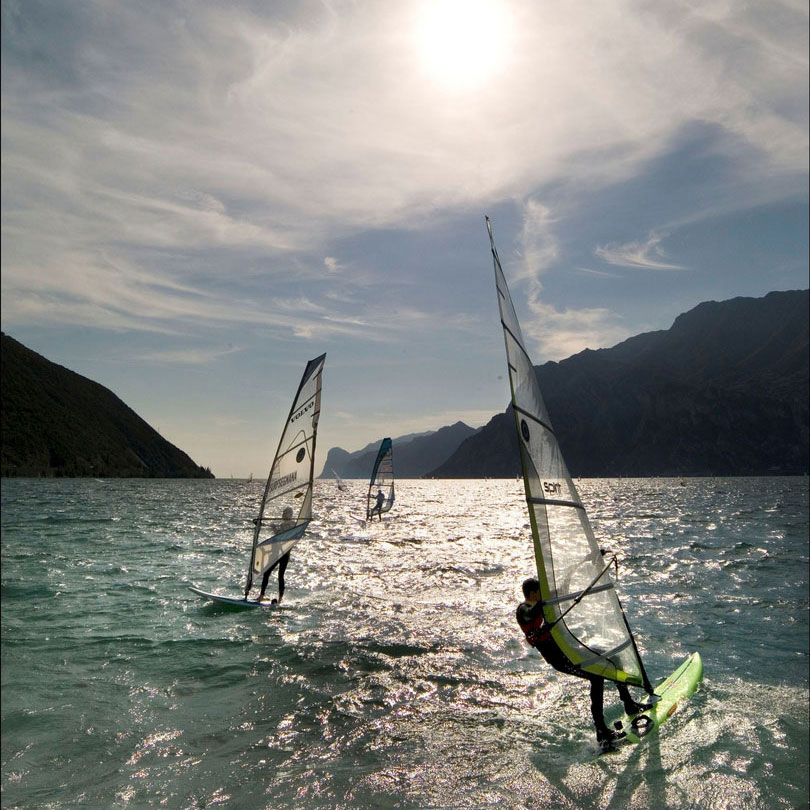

[1,477,808,810]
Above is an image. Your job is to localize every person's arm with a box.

[516,599,544,625]
[528,599,544,619]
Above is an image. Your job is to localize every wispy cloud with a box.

[1,0,806,355]
[517,200,560,283]
[595,233,688,270]
[140,346,242,365]
[4,0,805,252]
[492,200,640,360]
[517,297,638,362]
[575,267,623,279]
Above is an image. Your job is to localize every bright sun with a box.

[416,0,511,90]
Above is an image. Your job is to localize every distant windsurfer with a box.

[247,506,295,604]
[516,576,651,751]
[370,489,385,521]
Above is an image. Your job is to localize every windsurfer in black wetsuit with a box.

[516,576,651,750]
[253,506,295,604]
[370,489,385,521]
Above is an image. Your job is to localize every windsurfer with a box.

[254,506,295,603]
[371,489,385,520]
[516,576,651,750]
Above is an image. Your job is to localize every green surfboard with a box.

[616,652,703,743]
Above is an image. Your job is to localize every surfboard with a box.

[354,516,390,526]
[613,651,703,744]
[189,585,279,609]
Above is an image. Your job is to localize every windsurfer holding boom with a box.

[516,576,652,751]
[370,489,385,521]
[244,506,295,604]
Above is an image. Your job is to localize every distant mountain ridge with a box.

[321,421,480,479]
[1,333,214,478]
[431,290,808,477]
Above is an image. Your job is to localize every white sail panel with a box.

[366,438,394,519]
[488,217,647,687]
[246,354,325,592]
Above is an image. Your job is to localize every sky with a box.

[2,0,808,479]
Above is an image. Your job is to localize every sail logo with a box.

[269,471,297,493]
[291,400,314,423]
[543,481,562,495]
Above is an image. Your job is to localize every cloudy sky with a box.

[2,0,808,477]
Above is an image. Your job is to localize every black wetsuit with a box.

[516,598,641,739]
[371,492,385,520]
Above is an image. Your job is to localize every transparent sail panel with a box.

[488,217,645,686]
[247,354,325,590]
[367,438,394,519]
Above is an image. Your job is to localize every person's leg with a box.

[616,682,651,714]
[277,554,289,602]
[589,677,607,734]
[259,560,278,599]
[591,677,625,747]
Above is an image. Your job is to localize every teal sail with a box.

[366,437,394,520]
[245,354,326,594]
[487,217,652,690]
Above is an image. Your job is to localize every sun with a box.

[416,0,512,90]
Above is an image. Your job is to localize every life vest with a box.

[517,605,551,646]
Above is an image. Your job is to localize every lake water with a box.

[1,477,808,810]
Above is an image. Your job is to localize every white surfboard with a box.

[189,585,278,609]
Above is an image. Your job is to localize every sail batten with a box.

[487,216,651,690]
[501,323,536,364]
[528,497,586,511]
[579,640,634,668]
[245,354,326,595]
[513,404,556,432]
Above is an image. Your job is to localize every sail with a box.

[487,217,651,690]
[366,437,394,520]
[245,354,326,593]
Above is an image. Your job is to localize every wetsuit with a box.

[516,598,643,741]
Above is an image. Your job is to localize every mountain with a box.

[1,333,214,478]
[430,290,809,478]
[321,421,480,479]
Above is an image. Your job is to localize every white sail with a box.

[332,468,347,491]
[245,354,326,594]
[366,437,394,520]
[487,217,651,689]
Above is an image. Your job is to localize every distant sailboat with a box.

[486,216,701,741]
[190,354,326,608]
[366,438,394,521]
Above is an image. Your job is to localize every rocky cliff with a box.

[321,421,480,479]
[431,290,809,477]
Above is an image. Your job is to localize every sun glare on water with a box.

[416,0,512,90]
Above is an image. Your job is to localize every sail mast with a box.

[487,216,652,691]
